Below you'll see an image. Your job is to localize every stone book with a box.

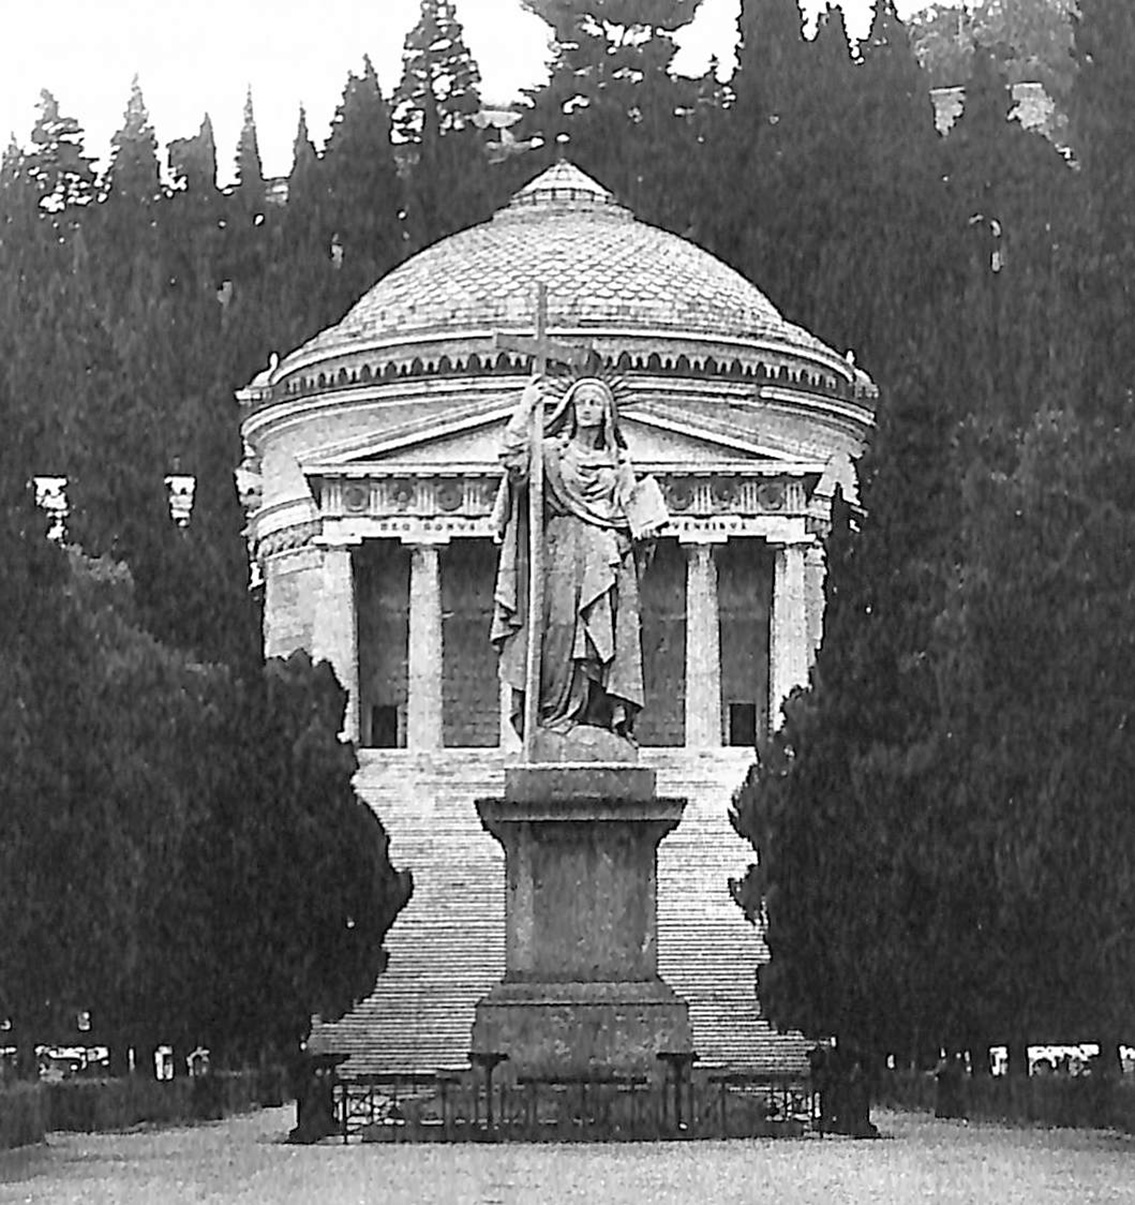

[625,474,670,540]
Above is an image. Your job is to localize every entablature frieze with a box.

[317,512,812,546]
[311,467,821,526]
[306,467,825,548]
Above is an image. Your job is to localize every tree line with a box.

[0,0,1121,1079]
[729,0,1135,1079]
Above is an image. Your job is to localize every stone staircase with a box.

[650,748,811,1074]
[309,747,809,1076]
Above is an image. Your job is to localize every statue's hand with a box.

[520,373,546,413]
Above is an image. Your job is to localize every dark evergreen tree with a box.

[102,76,161,206]
[394,0,493,249]
[847,0,950,375]
[168,114,218,195]
[92,76,164,324]
[234,87,267,217]
[1067,0,1135,426]
[26,90,96,212]
[909,0,1077,103]
[519,0,704,231]
[193,653,413,1064]
[286,106,322,235]
[941,47,1081,432]
[322,57,405,311]
[261,106,339,350]
[699,0,807,266]
[731,319,978,1063]
[0,60,414,1078]
[940,405,1135,1068]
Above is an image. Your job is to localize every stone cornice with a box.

[307,459,826,478]
[256,519,321,560]
[240,379,511,449]
[241,331,876,427]
[272,326,860,387]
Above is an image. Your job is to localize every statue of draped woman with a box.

[491,374,667,746]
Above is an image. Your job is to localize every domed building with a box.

[239,162,875,1073]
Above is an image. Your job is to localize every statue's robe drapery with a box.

[491,419,645,736]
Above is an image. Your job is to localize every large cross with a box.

[493,284,594,760]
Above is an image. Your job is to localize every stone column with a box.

[804,542,826,670]
[681,537,725,748]
[769,541,809,730]
[311,538,360,742]
[405,539,446,751]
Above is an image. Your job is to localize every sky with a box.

[1,0,925,185]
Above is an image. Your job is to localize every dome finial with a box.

[555,132,570,164]
[504,161,620,213]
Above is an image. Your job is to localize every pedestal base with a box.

[471,760,693,1078]
[472,980,690,1077]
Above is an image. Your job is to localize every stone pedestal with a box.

[471,761,692,1077]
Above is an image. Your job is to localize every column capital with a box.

[400,534,451,548]
[766,534,816,551]
[678,531,730,547]
[314,533,363,550]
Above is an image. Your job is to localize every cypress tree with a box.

[102,76,161,207]
[1067,0,1135,425]
[848,0,949,376]
[731,322,975,1063]
[394,0,492,249]
[234,87,267,218]
[168,114,218,195]
[703,0,809,285]
[26,90,96,213]
[263,106,338,350]
[93,77,164,320]
[322,56,405,311]
[941,47,1080,433]
[519,0,703,228]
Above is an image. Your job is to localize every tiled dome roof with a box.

[292,163,838,366]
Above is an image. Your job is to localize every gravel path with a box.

[3,1108,1135,1204]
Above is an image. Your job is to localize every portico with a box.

[298,455,826,754]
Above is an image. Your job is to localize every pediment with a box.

[304,401,824,476]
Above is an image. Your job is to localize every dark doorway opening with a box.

[728,701,757,748]
[370,704,399,749]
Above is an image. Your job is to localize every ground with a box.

[2,1108,1135,1204]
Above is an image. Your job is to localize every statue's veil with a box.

[544,375,629,450]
